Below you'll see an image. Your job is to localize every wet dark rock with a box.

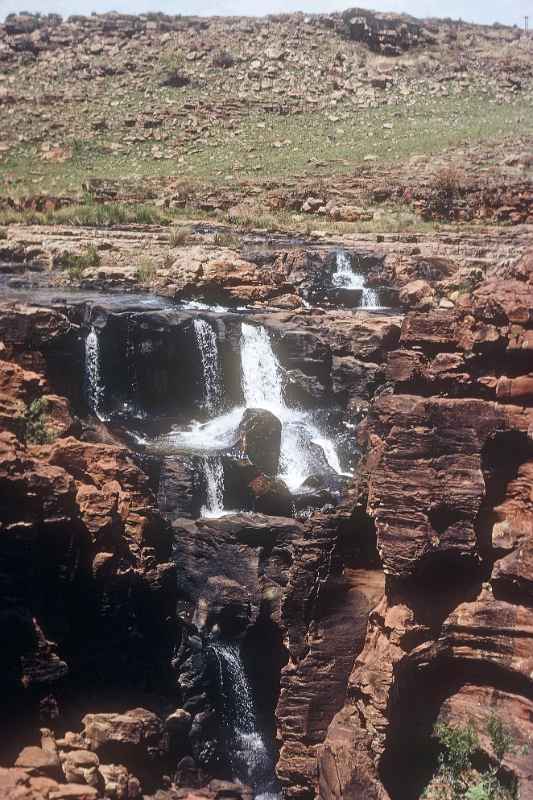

[237,408,282,475]
[248,474,292,517]
[157,456,200,520]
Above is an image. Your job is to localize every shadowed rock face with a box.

[0,305,177,771]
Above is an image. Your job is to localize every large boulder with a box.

[237,408,282,476]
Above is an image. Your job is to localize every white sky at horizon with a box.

[0,0,530,28]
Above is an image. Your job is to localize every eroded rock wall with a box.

[318,250,533,800]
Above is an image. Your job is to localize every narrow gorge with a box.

[0,235,532,800]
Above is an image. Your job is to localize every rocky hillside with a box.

[0,9,532,224]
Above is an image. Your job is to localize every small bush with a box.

[212,50,235,69]
[0,227,7,240]
[487,714,515,763]
[24,398,54,445]
[136,257,157,283]
[169,225,192,246]
[213,231,240,248]
[427,167,464,219]
[56,245,101,279]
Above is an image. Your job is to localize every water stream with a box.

[84,327,105,420]
[240,322,342,490]
[200,456,226,518]
[194,318,224,413]
[332,250,380,309]
[208,640,279,799]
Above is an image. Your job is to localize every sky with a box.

[0,0,530,27]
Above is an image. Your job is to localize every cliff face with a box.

[0,305,177,762]
[318,250,533,800]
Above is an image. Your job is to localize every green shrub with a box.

[56,245,101,279]
[425,717,520,800]
[136,257,157,283]
[169,225,192,246]
[487,715,515,763]
[24,398,54,445]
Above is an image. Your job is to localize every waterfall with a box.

[200,455,225,518]
[332,250,379,309]
[154,323,347,494]
[194,318,223,413]
[240,323,344,491]
[208,640,279,799]
[241,323,283,411]
[85,327,105,420]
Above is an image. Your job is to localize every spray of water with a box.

[332,250,380,309]
[240,323,343,490]
[84,327,105,420]
[200,456,226,518]
[194,318,223,413]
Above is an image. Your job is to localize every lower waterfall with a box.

[201,455,226,518]
[208,640,280,799]
[84,327,105,420]
[332,249,380,309]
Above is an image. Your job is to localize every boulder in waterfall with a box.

[237,408,281,476]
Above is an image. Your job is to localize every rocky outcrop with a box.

[0,304,176,772]
[317,248,533,800]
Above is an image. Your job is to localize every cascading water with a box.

[208,640,279,799]
[153,321,346,494]
[200,456,225,518]
[84,327,105,420]
[240,322,343,490]
[332,250,379,309]
[240,324,283,411]
[194,318,223,413]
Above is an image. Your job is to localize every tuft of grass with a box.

[136,257,157,283]
[0,202,173,228]
[169,225,193,246]
[24,398,55,445]
[213,231,240,248]
[56,244,101,279]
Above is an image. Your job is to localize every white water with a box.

[209,640,279,799]
[332,250,380,309]
[240,323,343,490]
[241,324,283,410]
[200,456,226,518]
[194,318,223,413]
[153,322,346,493]
[85,327,105,420]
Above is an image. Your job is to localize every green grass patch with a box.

[1,92,531,197]
[56,244,101,279]
[24,398,55,445]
